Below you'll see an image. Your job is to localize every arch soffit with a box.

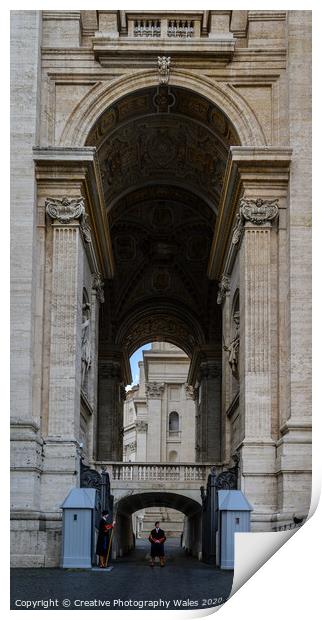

[60,69,267,148]
[116,491,202,517]
[115,302,206,358]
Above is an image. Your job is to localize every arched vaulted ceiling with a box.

[86,86,239,359]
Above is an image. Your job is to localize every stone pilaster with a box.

[145,382,164,462]
[197,361,221,463]
[97,360,124,461]
[136,421,148,461]
[238,197,278,526]
[41,197,85,511]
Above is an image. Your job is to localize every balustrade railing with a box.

[134,19,161,37]
[167,20,194,38]
[95,462,221,483]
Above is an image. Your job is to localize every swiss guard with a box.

[96,511,115,568]
[148,521,167,567]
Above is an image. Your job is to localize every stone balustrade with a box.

[95,462,220,483]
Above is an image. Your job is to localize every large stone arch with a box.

[60,69,267,148]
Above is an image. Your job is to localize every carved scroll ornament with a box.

[45,196,85,223]
[239,198,279,225]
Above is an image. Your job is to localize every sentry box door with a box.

[61,488,97,569]
[217,490,253,570]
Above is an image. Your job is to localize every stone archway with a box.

[60,69,267,148]
[90,83,241,464]
[114,491,202,559]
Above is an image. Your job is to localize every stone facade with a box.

[123,343,196,536]
[11,10,311,566]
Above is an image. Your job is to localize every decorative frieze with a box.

[217,274,230,305]
[45,196,85,223]
[145,381,165,399]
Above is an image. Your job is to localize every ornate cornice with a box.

[45,196,85,223]
[239,197,279,226]
[92,272,105,304]
[145,381,165,399]
[217,274,230,305]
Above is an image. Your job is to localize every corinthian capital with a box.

[145,382,165,399]
[239,198,279,226]
[45,196,85,223]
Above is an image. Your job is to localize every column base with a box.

[238,439,277,526]
[276,419,312,516]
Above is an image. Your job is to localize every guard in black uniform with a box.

[148,521,166,567]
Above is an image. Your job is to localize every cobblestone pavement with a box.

[11,538,234,611]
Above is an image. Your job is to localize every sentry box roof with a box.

[217,490,253,511]
[61,488,97,509]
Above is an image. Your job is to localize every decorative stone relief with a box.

[80,212,92,243]
[92,272,105,304]
[185,383,198,400]
[145,382,165,399]
[239,197,279,225]
[81,301,92,391]
[223,311,240,380]
[231,213,243,245]
[45,196,85,223]
[217,274,230,305]
[158,56,171,84]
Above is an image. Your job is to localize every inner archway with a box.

[94,84,240,465]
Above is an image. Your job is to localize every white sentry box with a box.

[217,490,253,570]
[61,488,98,568]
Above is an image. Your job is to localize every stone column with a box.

[97,360,125,461]
[145,382,164,462]
[238,197,279,526]
[41,197,85,511]
[197,360,221,463]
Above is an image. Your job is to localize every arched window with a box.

[169,411,179,432]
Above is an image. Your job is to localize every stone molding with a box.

[217,274,230,305]
[145,381,165,399]
[45,196,85,223]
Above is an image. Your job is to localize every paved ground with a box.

[11,538,233,611]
